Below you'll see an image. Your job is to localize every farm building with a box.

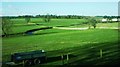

[111,18,118,22]
[117,18,120,21]
[101,19,108,22]
[102,18,119,22]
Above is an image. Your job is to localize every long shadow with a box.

[2,32,59,38]
[45,41,119,65]
[1,32,24,37]
[25,27,52,33]
[2,41,119,67]
[67,49,119,65]
[62,41,120,66]
[46,54,76,63]
[41,41,119,66]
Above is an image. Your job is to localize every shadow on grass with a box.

[2,31,58,38]
[2,41,119,67]
[46,54,76,63]
[63,41,119,66]
[2,27,53,37]
[45,41,119,66]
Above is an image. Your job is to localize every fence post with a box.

[61,54,64,65]
[67,54,69,64]
[22,60,25,67]
[100,49,102,58]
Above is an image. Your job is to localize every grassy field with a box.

[2,18,120,66]
[11,18,87,25]
[9,18,118,34]
[8,18,87,34]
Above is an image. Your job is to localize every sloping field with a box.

[2,18,119,66]
[2,29,119,66]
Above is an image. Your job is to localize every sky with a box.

[1,0,119,16]
[1,0,120,2]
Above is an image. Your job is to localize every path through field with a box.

[53,27,118,30]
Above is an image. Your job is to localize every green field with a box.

[7,18,87,34]
[7,18,119,34]
[2,18,120,66]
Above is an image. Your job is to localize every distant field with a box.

[97,23,118,27]
[11,18,87,25]
[9,18,87,34]
[2,18,119,66]
[9,18,118,34]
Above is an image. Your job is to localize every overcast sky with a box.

[1,0,119,16]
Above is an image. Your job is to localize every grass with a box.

[11,18,86,25]
[2,18,119,66]
[67,22,118,28]
[9,18,118,34]
[2,29,118,62]
[97,22,118,27]
[8,18,87,34]
[11,25,45,34]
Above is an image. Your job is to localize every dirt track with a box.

[53,27,118,30]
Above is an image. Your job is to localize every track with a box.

[53,27,118,30]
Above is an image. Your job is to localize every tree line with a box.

[0,14,97,19]
[1,15,120,19]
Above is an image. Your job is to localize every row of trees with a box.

[24,14,51,23]
[36,14,85,19]
[4,14,120,19]
[4,14,98,19]
[103,16,120,19]
[103,15,120,22]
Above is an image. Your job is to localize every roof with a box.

[14,50,46,56]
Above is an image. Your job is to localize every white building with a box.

[111,18,118,22]
[102,18,119,22]
[102,19,107,22]
[117,18,120,21]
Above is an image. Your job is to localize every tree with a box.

[2,17,13,36]
[25,16,31,23]
[84,17,91,29]
[103,15,108,19]
[44,13,51,22]
[91,20,97,28]
[88,17,97,29]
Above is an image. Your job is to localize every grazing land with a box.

[2,18,120,66]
